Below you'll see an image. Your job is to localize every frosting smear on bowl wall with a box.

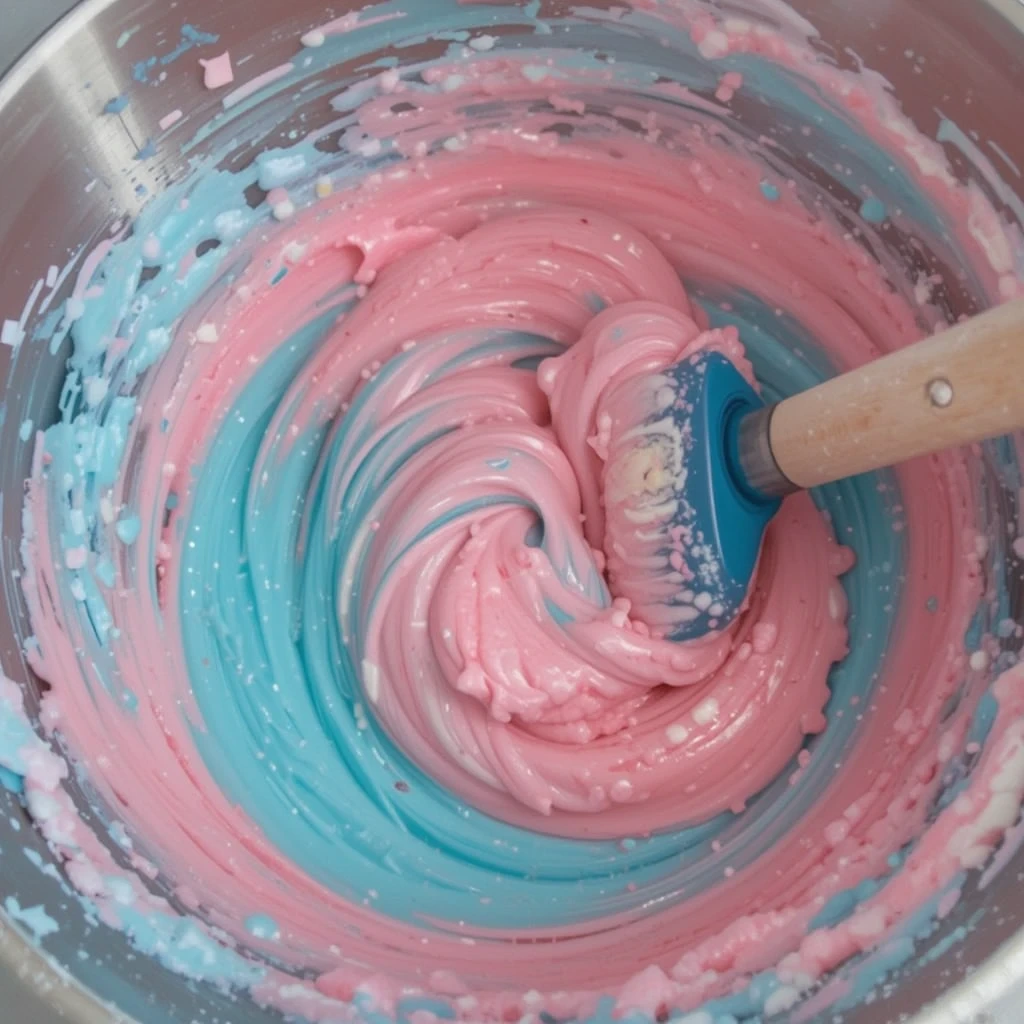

[2,0,1024,1021]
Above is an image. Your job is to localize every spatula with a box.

[606,297,1024,641]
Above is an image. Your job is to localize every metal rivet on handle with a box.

[927,377,954,408]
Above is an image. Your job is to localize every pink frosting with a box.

[319,204,853,832]
[199,52,234,90]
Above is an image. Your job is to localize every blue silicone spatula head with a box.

[603,351,780,642]
[603,298,1024,642]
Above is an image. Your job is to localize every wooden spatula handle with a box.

[768,297,1024,490]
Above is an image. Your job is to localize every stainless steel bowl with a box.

[1,1,1023,1021]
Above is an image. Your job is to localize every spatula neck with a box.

[736,405,800,500]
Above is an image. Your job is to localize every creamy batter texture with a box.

[2,1,1024,1022]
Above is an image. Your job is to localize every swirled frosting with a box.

[2,2,1024,1023]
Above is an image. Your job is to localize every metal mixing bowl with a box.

[1,1,1024,1021]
